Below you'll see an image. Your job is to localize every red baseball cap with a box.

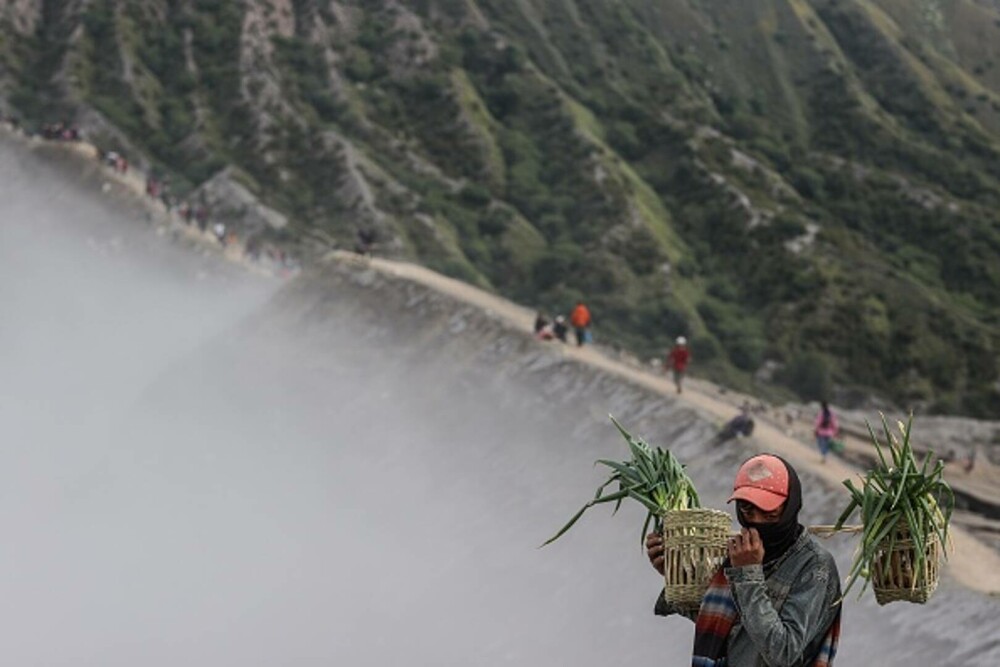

[727,454,789,512]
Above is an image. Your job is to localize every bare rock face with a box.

[296,4,351,103]
[239,0,299,138]
[0,0,42,34]
[421,0,489,30]
[906,416,1000,465]
[818,403,1000,465]
[383,0,438,75]
[323,131,406,255]
[75,107,147,164]
[190,167,288,235]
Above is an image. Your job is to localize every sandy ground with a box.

[334,251,1000,597]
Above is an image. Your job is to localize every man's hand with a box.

[728,528,764,567]
[645,532,665,575]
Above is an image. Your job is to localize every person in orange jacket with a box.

[569,301,592,347]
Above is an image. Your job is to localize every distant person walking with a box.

[552,315,569,343]
[534,311,549,335]
[814,401,839,464]
[533,311,554,341]
[355,228,376,257]
[665,336,690,394]
[570,301,592,347]
[964,449,977,474]
[213,222,227,246]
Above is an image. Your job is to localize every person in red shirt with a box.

[665,336,690,394]
[569,301,592,347]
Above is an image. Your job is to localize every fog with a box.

[3,134,999,665]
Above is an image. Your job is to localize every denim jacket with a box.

[656,530,841,667]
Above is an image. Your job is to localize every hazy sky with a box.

[2,134,999,665]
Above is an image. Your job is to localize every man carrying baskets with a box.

[646,454,842,666]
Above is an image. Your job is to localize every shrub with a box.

[531,244,584,290]
[607,120,643,159]
[790,166,826,200]
[780,352,832,401]
[729,335,765,372]
[476,207,510,236]
[460,183,492,207]
[691,336,721,362]
[344,49,375,82]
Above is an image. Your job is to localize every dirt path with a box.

[333,251,1000,597]
[1,127,285,278]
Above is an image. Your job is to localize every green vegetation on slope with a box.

[3,0,999,415]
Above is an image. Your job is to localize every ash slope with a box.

[2,135,999,664]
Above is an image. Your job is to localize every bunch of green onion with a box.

[834,413,954,597]
[542,416,700,547]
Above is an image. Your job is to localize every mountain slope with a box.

[2,0,999,415]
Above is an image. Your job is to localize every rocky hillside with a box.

[2,0,999,416]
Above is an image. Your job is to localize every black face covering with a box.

[736,455,804,564]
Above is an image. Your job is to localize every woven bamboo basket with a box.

[871,528,941,605]
[661,508,731,613]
